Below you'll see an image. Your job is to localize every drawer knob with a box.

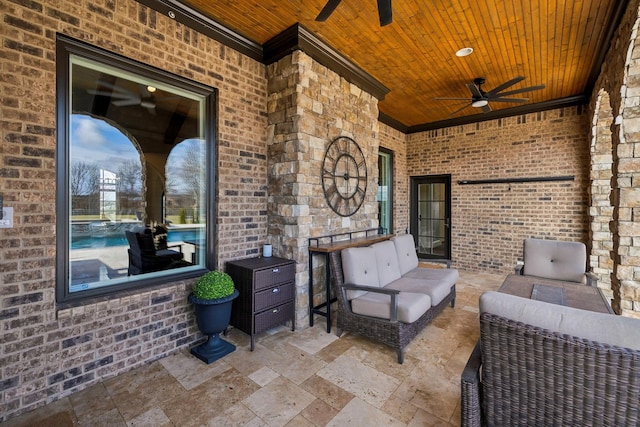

[272,268,279,273]
[272,308,279,313]
[272,288,280,293]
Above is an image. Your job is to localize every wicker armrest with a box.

[514,263,524,275]
[428,258,452,268]
[167,243,183,253]
[341,284,401,322]
[341,283,400,295]
[461,342,483,427]
[585,271,598,287]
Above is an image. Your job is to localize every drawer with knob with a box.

[226,256,296,351]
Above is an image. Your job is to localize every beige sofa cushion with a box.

[391,234,419,275]
[386,276,453,306]
[480,291,640,350]
[523,238,587,283]
[341,246,380,300]
[351,291,431,323]
[372,240,402,286]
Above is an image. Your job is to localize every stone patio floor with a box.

[3,270,504,426]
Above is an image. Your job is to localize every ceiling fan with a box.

[434,76,545,115]
[88,82,159,114]
[316,0,392,26]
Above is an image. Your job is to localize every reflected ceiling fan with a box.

[434,76,545,114]
[316,0,392,26]
[88,82,159,114]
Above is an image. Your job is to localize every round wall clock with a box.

[321,136,367,217]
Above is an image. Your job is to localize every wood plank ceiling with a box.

[177,0,623,130]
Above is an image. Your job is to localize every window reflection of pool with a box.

[71,228,202,250]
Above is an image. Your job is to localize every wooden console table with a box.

[308,229,392,332]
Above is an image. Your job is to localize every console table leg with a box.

[309,253,314,327]
[325,254,331,333]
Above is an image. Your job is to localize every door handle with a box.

[445,218,450,228]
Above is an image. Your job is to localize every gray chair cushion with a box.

[480,291,640,350]
[342,246,381,300]
[391,234,419,275]
[385,276,454,306]
[403,267,459,287]
[523,238,587,283]
[351,291,431,323]
[372,240,402,286]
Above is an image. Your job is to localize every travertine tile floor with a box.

[3,270,504,426]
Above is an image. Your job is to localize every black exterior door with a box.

[410,175,452,260]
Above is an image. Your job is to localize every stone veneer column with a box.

[266,50,380,328]
[589,90,614,301]
[611,3,640,318]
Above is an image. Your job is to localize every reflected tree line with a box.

[71,141,204,223]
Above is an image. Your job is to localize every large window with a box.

[56,36,216,303]
[377,148,393,233]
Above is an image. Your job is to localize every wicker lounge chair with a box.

[461,292,640,426]
[125,229,184,275]
[516,238,598,286]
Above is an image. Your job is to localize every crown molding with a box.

[399,95,588,133]
[137,0,263,61]
[264,24,390,101]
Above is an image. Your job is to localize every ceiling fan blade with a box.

[434,97,472,101]
[486,76,525,95]
[494,84,546,97]
[450,103,472,115]
[466,83,483,99]
[316,0,342,21]
[481,104,492,113]
[489,97,529,103]
[94,80,136,96]
[377,0,392,26]
[113,97,141,107]
[87,89,136,99]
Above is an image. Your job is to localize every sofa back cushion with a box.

[391,234,419,275]
[341,246,380,300]
[480,291,640,350]
[372,240,402,286]
[523,238,586,283]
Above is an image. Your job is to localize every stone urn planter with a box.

[188,271,239,364]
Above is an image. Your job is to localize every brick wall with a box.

[0,0,268,420]
[405,107,591,272]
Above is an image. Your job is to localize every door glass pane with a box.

[416,183,446,256]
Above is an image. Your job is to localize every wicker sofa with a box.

[461,291,640,427]
[328,234,457,363]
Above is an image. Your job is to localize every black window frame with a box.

[378,147,394,234]
[55,34,217,304]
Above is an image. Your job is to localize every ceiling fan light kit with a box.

[434,76,545,115]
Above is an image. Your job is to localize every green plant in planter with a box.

[188,270,239,364]
[192,270,235,300]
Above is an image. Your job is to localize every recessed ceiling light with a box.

[455,47,473,57]
[147,86,156,93]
